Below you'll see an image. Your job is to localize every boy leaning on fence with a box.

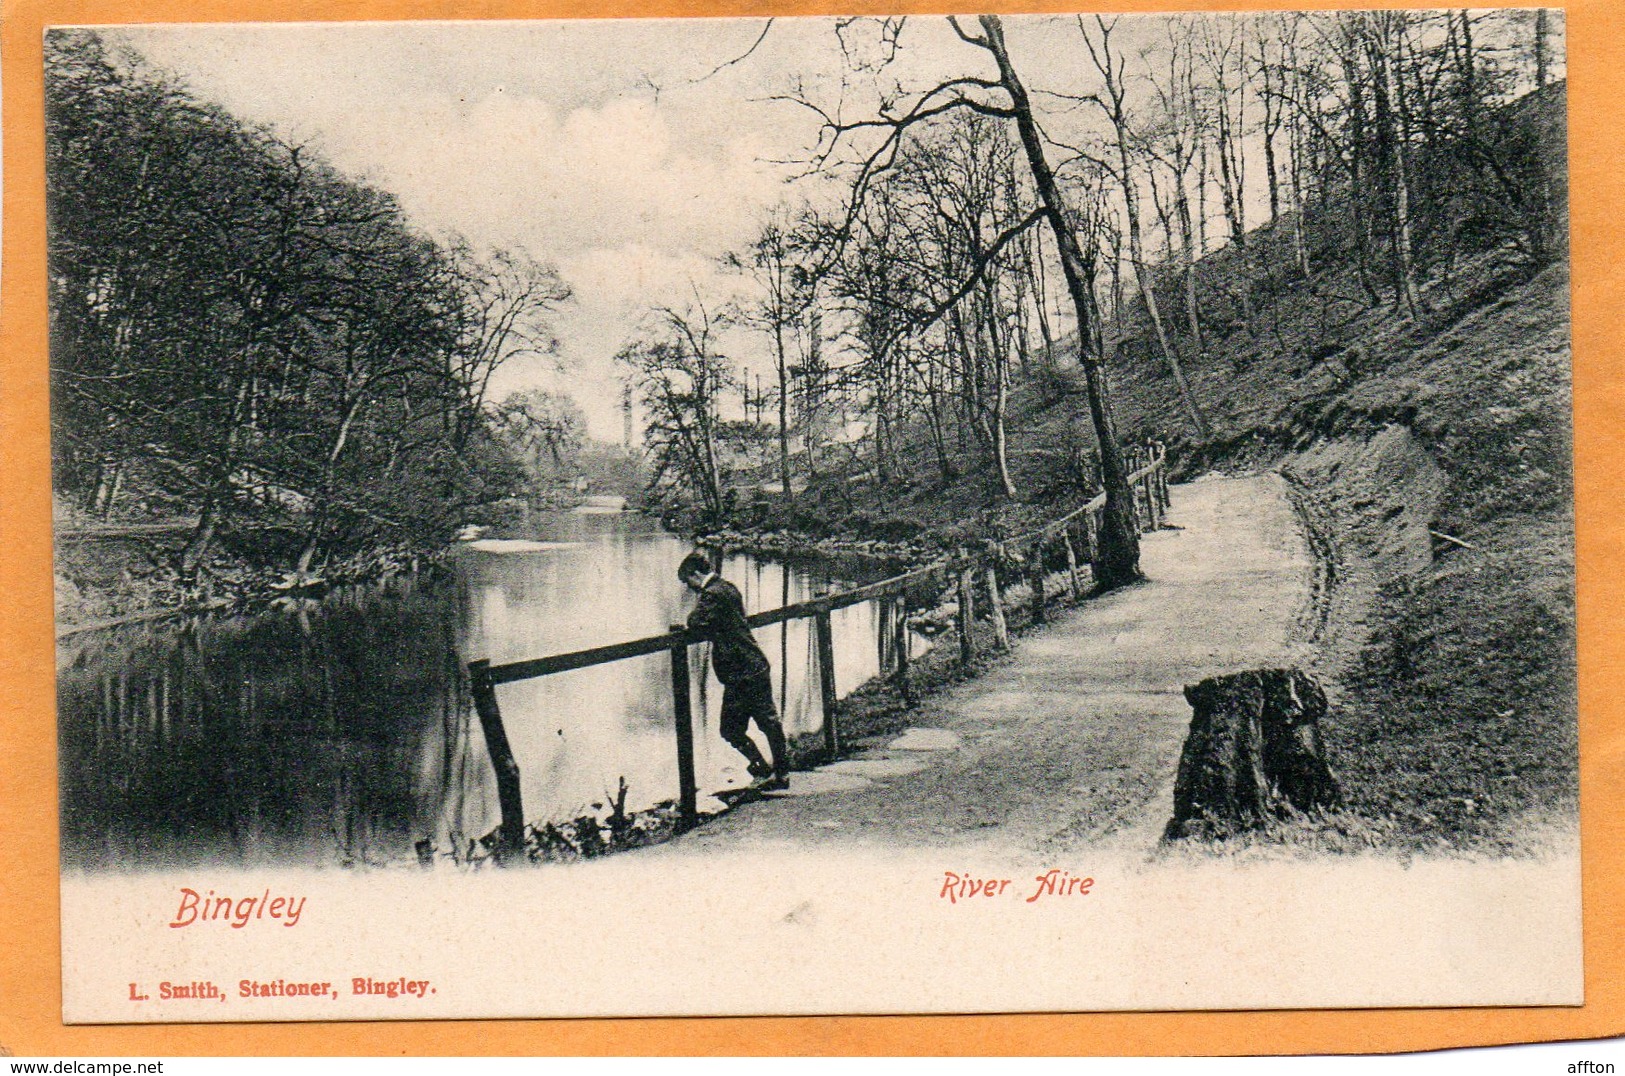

[678,551,790,790]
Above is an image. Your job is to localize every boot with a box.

[758,714,791,779]
[730,736,774,780]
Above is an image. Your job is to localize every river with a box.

[56,509,919,873]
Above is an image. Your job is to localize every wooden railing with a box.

[466,446,1169,858]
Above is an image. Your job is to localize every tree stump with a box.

[1164,668,1342,840]
[1259,670,1342,815]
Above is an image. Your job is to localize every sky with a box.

[106,16,1178,440]
[100,13,1559,441]
[107,18,992,440]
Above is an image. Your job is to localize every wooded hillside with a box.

[47,30,570,589]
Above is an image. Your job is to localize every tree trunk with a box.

[177,377,252,580]
[1119,152,1209,439]
[1386,17,1423,321]
[1212,85,1257,333]
[1458,11,1478,113]
[1259,43,1282,222]
[1535,9,1550,88]
[872,344,893,485]
[925,370,955,482]
[775,320,792,506]
[695,384,723,518]
[1263,120,1281,224]
[179,491,223,581]
[1288,84,1314,281]
[982,14,1140,589]
[92,459,124,518]
[1367,16,1421,321]
[1164,668,1341,840]
[988,301,1017,499]
[1027,227,1056,363]
[1215,86,1247,251]
[1195,136,1210,266]
[296,392,369,576]
[1175,182,1205,358]
[802,306,824,480]
[1339,31,1382,307]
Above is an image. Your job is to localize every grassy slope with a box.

[1151,256,1574,853]
[1293,266,1575,853]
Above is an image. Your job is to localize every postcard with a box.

[40,9,1584,1027]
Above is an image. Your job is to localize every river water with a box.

[57,510,917,873]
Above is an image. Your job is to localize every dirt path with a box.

[657,472,1316,860]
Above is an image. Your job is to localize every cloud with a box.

[483,242,755,440]
[309,89,783,270]
[104,22,827,438]
[563,243,746,323]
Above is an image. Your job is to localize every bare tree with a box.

[790,14,1144,585]
[443,243,572,450]
[491,388,585,481]
[879,111,1030,496]
[1078,15,1210,440]
[618,299,733,519]
[1363,10,1424,320]
[730,208,815,506]
[1143,20,1210,360]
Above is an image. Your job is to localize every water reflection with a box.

[58,511,921,872]
[57,579,470,872]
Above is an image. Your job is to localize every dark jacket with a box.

[687,576,770,685]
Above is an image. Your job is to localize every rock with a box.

[1164,668,1342,840]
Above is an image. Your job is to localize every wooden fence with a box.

[466,446,1169,858]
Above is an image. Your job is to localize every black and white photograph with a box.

[47,10,1580,1022]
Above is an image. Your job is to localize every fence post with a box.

[984,544,1010,651]
[468,659,525,861]
[1062,525,1085,602]
[1134,456,1149,531]
[893,596,915,707]
[1029,538,1047,625]
[666,628,698,832]
[1086,508,1102,584]
[1150,451,1163,529]
[1137,447,1153,529]
[813,597,841,759]
[956,549,977,669]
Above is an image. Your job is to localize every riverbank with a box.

[691,483,1109,597]
[50,492,635,634]
[52,521,449,636]
[697,469,1093,557]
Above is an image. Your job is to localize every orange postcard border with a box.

[2,0,1621,1056]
